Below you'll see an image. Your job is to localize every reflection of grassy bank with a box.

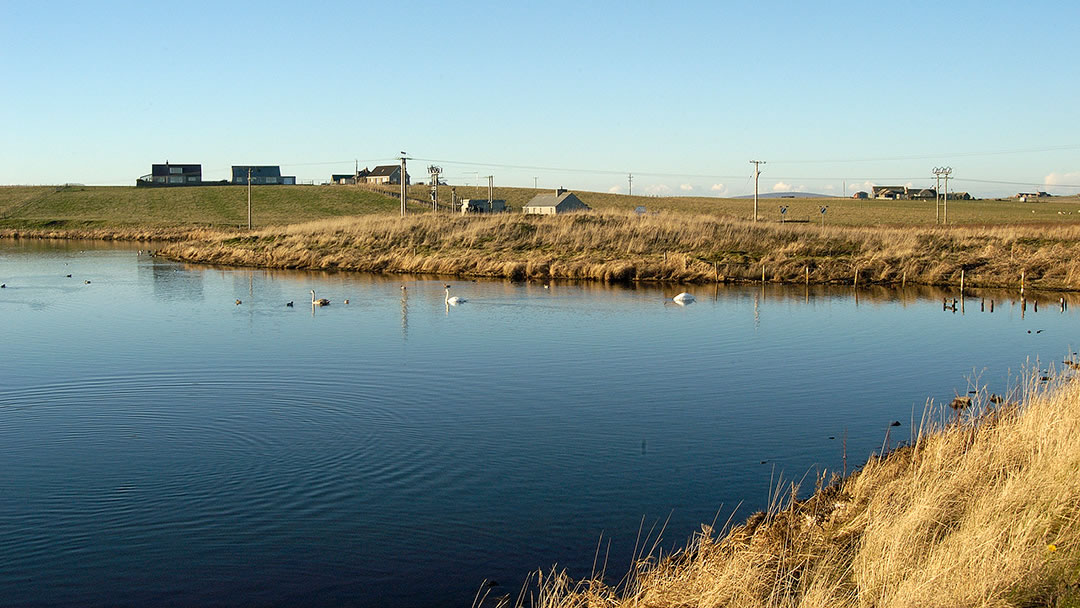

[528,375,1080,608]
[159,212,1080,290]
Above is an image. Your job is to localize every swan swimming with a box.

[444,285,466,305]
[672,292,695,304]
[311,290,330,306]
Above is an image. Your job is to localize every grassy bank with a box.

[0,184,398,231]
[522,374,1080,608]
[3,185,1080,232]
[158,211,1080,290]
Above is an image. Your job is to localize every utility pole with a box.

[933,167,952,224]
[934,170,942,224]
[486,175,494,206]
[399,152,408,217]
[247,167,252,230]
[428,165,442,212]
[533,176,538,189]
[943,168,951,225]
[628,173,633,196]
[750,160,766,222]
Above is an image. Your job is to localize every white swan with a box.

[444,284,466,305]
[311,289,330,306]
[672,292,696,304]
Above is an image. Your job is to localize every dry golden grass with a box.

[158,210,1080,290]
[512,374,1080,608]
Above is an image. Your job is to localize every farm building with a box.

[851,191,869,199]
[460,199,506,214]
[365,165,409,185]
[331,169,370,185]
[232,166,296,185]
[137,162,202,186]
[872,185,939,200]
[872,186,907,199]
[1016,192,1050,202]
[523,189,591,215]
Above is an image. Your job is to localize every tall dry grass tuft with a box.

[157,211,1080,290]
[523,374,1080,608]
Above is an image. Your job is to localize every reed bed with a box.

[159,211,1080,290]
[505,372,1080,608]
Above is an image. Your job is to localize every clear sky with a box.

[3,0,1078,197]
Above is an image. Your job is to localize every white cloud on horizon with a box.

[608,185,622,194]
[680,184,693,191]
[772,181,792,192]
[1045,171,1080,191]
[711,183,728,196]
[823,184,835,191]
[645,184,671,195]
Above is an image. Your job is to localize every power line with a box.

[771,143,1080,164]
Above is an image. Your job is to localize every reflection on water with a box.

[1,239,1078,608]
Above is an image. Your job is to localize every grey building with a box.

[139,162,202,186]
[232,166,296,185]
[523,189,591,215]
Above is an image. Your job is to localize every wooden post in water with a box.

[762,265,766,283]
[902,271,906,289]
[854,266,859,288]
[713,261,718,282]
[1021,270,1025,297]
[805,265,809,286]
[960,269,965,294]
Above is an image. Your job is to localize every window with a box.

[168,176,183,184]
[187,176,198,182]
[170,167,182,174]
[265,176,278,184]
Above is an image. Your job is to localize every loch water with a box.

[1,240,1076,607]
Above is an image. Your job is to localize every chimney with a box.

[556,187,566,196]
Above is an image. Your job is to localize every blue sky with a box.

[2,0,1078,197]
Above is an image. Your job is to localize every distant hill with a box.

[733,192,834,199]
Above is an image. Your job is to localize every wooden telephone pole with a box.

[750,160,766,222]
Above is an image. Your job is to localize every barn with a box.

[522,189,591,215]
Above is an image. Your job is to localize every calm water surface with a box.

[1,240,1076,607]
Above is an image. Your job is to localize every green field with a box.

[429,184,1080,226]
[1,184,1079,231]
[0,185,399,230]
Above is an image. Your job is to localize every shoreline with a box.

[7,210,1080,292]
[526,374,1080,607]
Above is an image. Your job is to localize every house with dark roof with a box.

[331,168,371,185]
[232,166,296,185]
[364,165,409,185]
[523,189,591,215]
[137,162,202,186]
